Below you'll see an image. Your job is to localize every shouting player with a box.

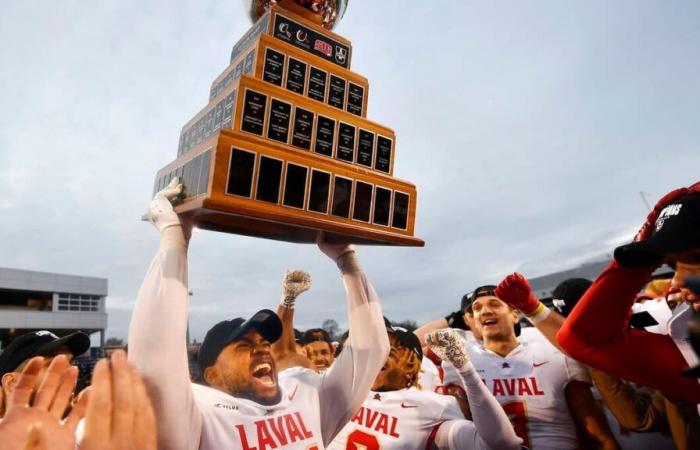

[328,322,522,450]
[129,180,389,450]
[467,286,619,450]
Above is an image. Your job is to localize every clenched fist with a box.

[426,329,472,372]
[280,270,312,309]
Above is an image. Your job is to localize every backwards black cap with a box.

[0,330,90,376]
[461,285,497,312]
[198,309,282,373]
[384,317,422,360]
[615,192,700,267]
[551,278,593,317]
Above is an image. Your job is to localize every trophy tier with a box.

[155,4,423,247]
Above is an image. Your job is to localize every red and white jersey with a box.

[327,388,464,450]
[194,367,324,450]
[468,341,590,450]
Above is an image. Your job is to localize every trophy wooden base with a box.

[180,201,424,246]
[158,129,424,247]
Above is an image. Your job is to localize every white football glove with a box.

[316,232,359,273]
[426,329,472,372]
[144,178,182,233]
[280,270,312,309]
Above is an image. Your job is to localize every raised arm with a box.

[556,186,700,403]
[428,329,522,450]
[271,270,315,372]
[315,236,390,445]
[128,179,201,450]
[495,272,566,350]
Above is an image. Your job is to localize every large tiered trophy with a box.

[153,0,423,246]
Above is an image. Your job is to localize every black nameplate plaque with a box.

[263,48,285,86]
[353,181,373,222]
[331,177,353,218]
[267,99,292,143]
[230,12,270,63]
[336,122,356,163]
[234,60,244,80]
[198,150,212,195]
[357,129,374,167]
[283,163,307,209]
[285,58,307,94]
[227,149,256,198]
[214,101,224,131]
[308,67,327,102]
[373,187,391,226]
[272,13,351,69]
[222,90,236,129]
[241,90,267,136]
[375,135,392,173]
[256,156,283,204]
[291,107,314,150]
[308,170,331,213]
[244,50,256,75]
[392,192,409,230]
[347,82,364,116]
[328,75,346,109]
[314,115,335,157]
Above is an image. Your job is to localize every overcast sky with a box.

[1,1,699,342]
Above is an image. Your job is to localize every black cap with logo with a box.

[384,317,422,360]
[0,330,91,376]
[615,192,700,267]
[198,309,282,372]
[551,278,593,317]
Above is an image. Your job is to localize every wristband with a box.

[337,250,361,274]
[279,295,296,309]
[525,302,551,324]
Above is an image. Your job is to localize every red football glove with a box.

[634,187,689,242]
[495,273,540,315]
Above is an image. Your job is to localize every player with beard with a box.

[558,183,700,403]
[468,287,619,450]
[129,179,389,450]
[328,322,522,450]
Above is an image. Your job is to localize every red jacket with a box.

[557,260,700,403]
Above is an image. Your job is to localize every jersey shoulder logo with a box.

[533,361,549,367]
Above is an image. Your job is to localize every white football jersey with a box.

[194,367,324,450]
[327,388,464,450]
[468,341,590,450]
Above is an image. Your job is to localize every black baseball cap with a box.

[0,330,90,376]
[384,317,422,360]
[551,278,593,317]
[461,285,497,312]
[301,328,331,345]
[615,192,700,268]
[198,309,282,372]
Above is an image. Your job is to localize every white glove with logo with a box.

[316,232,359,273]
[426,329,473,373]
[145,178,183,233]
[280,270,312,309]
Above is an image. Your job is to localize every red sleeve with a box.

[556,260,700,403]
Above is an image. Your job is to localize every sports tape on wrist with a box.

[526,302,551,324]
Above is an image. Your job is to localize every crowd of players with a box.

[0,179,699,449]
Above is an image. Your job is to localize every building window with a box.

[57,294,102,312]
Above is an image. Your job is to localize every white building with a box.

[0,267,108,349]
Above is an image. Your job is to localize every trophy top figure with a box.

[243,0,348,30]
